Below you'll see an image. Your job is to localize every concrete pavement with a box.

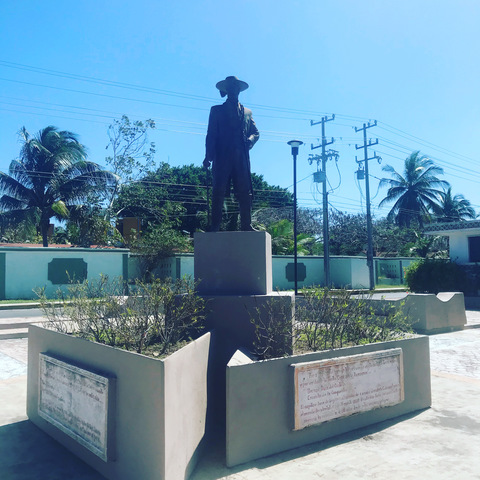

[2,315,480,479]
[0,307,47,340]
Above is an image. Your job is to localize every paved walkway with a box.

[2,315,480,479]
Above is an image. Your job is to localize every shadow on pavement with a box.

[191,408,428,479]
[0,420,103,480]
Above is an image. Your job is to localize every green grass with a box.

[374,284,407,290]
[0,298,41,304]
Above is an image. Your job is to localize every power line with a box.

[1,60,476,172]
[0,60,217,102]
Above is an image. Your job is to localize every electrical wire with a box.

[2,60,480,222]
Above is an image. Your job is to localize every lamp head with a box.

[287,139,303,156]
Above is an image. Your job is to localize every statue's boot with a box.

[239,194,257,232]
[209,194,223,232]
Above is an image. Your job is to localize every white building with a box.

[424,220,480,264]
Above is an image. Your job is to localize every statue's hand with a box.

[203,158,211,169]
[247,136,256,149]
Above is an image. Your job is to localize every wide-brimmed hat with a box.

[216,76,249,97]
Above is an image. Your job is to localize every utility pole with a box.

[355,120,380,291]
[311,115,335,287]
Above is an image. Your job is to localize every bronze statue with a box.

[203,76,259,231]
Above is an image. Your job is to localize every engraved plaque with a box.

[293,348,404,430]
[38,353,113,461]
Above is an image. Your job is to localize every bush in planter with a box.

[37,275,205,356]
[250,287,412,359]
[295,288,411,353]
[249,295,294,360]
[404,259,468,294]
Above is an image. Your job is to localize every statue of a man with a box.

[203,76,259,231]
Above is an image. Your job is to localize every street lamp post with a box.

[287,140,303,296]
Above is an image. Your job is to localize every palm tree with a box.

[0,126,116,247]
[379,151,449,227]
[434,187,476,222]
[266,219,317,255]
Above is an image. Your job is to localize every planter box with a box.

[405,292,466,333]
[226,335,431,467]
[27,325,211,480]
[369,292,466,334]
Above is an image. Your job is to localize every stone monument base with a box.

[203,292,294,356]
[194,232,272,296]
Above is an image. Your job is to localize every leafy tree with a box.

[253,206,321,237]
[251,174,293,210]
[52,226,69,244]
[373,218,418,257]
[129,221,191,279]
[0,126,116,246]
[266,219,319,255]
[329,211,367,256]
[66,204,122,247]
[328,211,444,258]
[0,213,40,243]
[113,163,200,235]
[379,151,449,227]
[104,115,156,220]
[434,186,476,222]
[115,163,294,235]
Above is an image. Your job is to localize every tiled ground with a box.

[0,351,27,380]
[429,328,480,379]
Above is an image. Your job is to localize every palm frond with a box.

[378,151,447,227]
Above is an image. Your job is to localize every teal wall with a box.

[129,254,417,290]
[0,253,5,300]
[0,247,129,300]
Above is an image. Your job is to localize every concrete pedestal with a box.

[194,231,293,354]
[194,232,272,295]
[203,293,294,355]
[194,231,294,436]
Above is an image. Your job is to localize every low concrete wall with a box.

[406,293,466,333]
[375,258,417,286]
[272,255,324,290]
[271,255,370,290]
[0,247,128,300]
[27,326,211,480]
[331,256,370,289]
[129,254,418,290]
[128,254,195,282]
[370,292,466,334]
[226,335,431,467]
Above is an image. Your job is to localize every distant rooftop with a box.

[0,243,124,249]
[424,220,480,234]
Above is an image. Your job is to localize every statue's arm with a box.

[204,107,217,167]
[247,116,259,150]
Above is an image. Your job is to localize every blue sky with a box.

[1,0,479,218]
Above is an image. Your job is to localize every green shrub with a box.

[404,259,468,294]
[294,288,411,352]
[37,275,205,356]
[249,295,294,360]
[249,287,412,359]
